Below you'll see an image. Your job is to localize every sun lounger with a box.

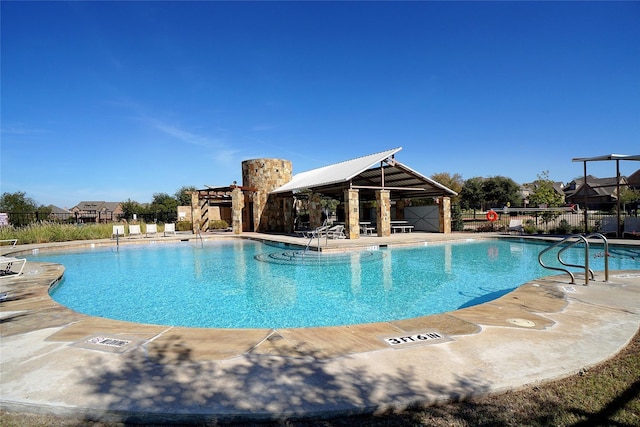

[164,223,176,236]
[303,225,329,238]
[622,217,640,238]
[0,256,26,277]
[326,225,346,239]
[129,224,141,237]
[599,217,618,237]
[145,224,158,237]
[0,239,17,247]
[508,219,524,235]
[112,225,126,239]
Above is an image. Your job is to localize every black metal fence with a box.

[459,209,637,235]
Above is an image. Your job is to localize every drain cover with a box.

[508,318,536,327]
[86,336,131,348]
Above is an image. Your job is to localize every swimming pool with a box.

[37,239,639,329]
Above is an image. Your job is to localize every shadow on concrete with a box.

[76,334,493,425]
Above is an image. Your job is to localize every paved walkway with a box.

[1,232,639,424]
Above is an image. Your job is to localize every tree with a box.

[149,193,179,221]
[528,171,565,226]
[120,199,143,220]
[460,177,485,210]
[430,172,463,205]
[528,171,564,208]
[0,191,50,226]
[619,186,640,214]
[482,176,521,209]
[175,186,197,206]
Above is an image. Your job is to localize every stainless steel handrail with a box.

[538,233,609,285]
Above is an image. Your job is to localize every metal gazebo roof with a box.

[572,153,640,234]
[271,147,457,200]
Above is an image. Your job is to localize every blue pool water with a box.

[35,239,639,329]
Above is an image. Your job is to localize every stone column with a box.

[282,197,294,234]
[376,190,391,237]
[189,192,200,233]
[344,188,360,239]
[439,196,451,233]
[231,187,244,234]
[309,193,323,228]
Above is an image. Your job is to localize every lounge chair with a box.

[164,223,176,237]
[507,219,524,235]
[129,224,141,237]
[303,225,329,238]
[599,217,618,237]
[112,225,126,239]
[622,217,640,238]
[0,239,17,247]
[145,224,158,237]
[0,256,26,277]
[326,225,346,239]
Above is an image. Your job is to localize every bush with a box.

[176,221,193,232]
[0,222,113,244]
[210,220,229,230]
[554,219,572,235]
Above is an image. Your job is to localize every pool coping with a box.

[1,232,639,423]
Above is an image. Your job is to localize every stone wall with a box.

[242,159,293,232]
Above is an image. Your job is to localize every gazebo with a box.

[187,147,457,238]
[572,154,640,235]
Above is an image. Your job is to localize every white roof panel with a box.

[272,147,402,194]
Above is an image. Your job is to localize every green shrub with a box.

[176,221,192,232]
[210,220,229,230]
[0,222,113,244]
[555,219,572,235]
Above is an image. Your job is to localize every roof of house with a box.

[566,175,628,199]
[271,147,457,200]
[48,205,71,214]
[73,201,122,211]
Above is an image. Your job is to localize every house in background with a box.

[627,169,640,191]
[564,175,630,211]
[71,201,123,223]
[47,205,73,222]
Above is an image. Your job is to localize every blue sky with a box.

[2,1,639,209]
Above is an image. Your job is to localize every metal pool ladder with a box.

[538,233,609,285]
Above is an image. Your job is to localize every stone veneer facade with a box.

[242,159,293,232]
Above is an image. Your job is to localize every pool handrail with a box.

[538,233,609,285]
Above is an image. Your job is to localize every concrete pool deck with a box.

[1,232,639,424]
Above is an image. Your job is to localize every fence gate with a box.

[404,206,440,232]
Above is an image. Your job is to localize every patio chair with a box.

[129,224,141,237]
[622,217,640,238]
[112,225,126,239]
[303,225,329,238]
[326,225,346,239]
[0,256,26,277]
[599,217,618,237]
[145,224,158,237]
[164,223,176,237]
[507,219,524,235]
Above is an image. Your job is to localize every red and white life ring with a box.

[486,210,499,222]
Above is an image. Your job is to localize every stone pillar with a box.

[231,187,244,234]
[439,196,451,234]
[189,192,200,233]
[282,197,294,234]
[344,189,360,239]
[242,158,293,232]
[309,193,323,228]
[376,190,391,237]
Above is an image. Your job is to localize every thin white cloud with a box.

[0,124,49,135]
